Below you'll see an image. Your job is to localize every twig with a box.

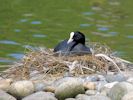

[95,53,122,73]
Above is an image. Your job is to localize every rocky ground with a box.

[1,72,133,100]
[0,46,133,100]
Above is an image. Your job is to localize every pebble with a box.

[76,94,90,100]
[99,86,110,96]
[1,68,133,100]
[34,82,46,92]
[83,82,96,90]
[83,75,106,82]
[8,80,34,99]
[52,77,83,87]
[65,98,76,100]
[0,78,12,91]
[83,75,99,82]
[95,80,108,91]
[0,89,16,100]
[76,94,111,100]
[0,77,3,80]
[105,73,127,82]
[122,91,133,100]
[127,77,133,84]
[85,90,97,96]
[55,78,85,100]
[44,86,56,93]
[104,81,119,89]
[97,75,106,81]
[86,95,111,100]
[108,82,133,100]
[22,91,57,100]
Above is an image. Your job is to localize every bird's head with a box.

[67,31,85,45]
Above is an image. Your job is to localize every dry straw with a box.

[0,42,132,81]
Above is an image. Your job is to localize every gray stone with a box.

[100,87,110,96]
[0,89,16,100]
[76,94,90,100]
[108,82,133,100]
[97,75,106,81]
[44,85,56,93]
[8,80,34,99]
[95,80,108,91]
[76,94,111,100]
[22,91,57,100]
[104,81,119,89]
[0,79,12,91]
[52,77,83,87]
[0,77,3,80]
[65,98,76,100]
[84,75,106,82]
[84,75,99,82]
[85,90,97,96]
[34,82,46,91]
[83,82,96,90]
[127,77,133,84]
[55,79,85,100]
[105,73,127,82]
[99,81,118,96]
[87,95,111,100]
[122,91,133,100]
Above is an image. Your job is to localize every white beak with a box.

[67,38,73,44]
[67,32,74,44]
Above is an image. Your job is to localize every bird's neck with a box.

[67,41,78,51]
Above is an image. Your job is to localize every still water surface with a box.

[0,0,133,67]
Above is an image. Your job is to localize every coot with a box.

[54,31,91,55]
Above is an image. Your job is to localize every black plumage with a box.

[54,31,91,55]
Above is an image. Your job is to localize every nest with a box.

[0,42,133,81]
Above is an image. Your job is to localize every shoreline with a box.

[0,47,133,100]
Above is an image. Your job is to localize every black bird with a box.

[54,31,91,55]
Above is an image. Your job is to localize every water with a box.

[80,24,92,27]
[33,34,47,38]
[0,59,12,63]
[127,35,133,39]
[19,19,28,23]
[31,21,42,25]
[8,53,24,59]
[82,12,95,16]
[14,29,21,32]
[97,27,109,31]
[0,40,20,45]
[0,0,133,68]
